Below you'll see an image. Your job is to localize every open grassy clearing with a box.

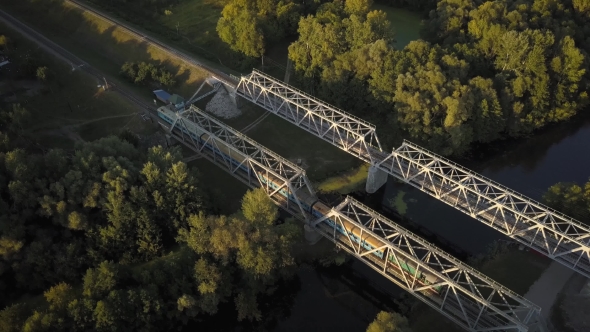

[158,0,229,60]
[373,4,423,49]
[245,112,363,183]
[0,20,153,149]
[3,0,210,99]
[317,163,370,194]
[478,249,551,296]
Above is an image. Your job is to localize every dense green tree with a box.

[120,62,176,87]
[217,0,303,57]
[287,0,590,155]
[543,180,590,221]
[367,311,412,332]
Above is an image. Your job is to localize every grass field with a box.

[373,4,423,49]
[3,0,210,99]
[478,248,551,296]
[245,113,363,183]
[0,21,154,150]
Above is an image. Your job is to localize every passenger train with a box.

[158,105,444,294]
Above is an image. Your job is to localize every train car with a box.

[158,105,443,294]
[311,200,443,294]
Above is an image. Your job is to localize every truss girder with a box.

[236,69,383,159]
[168,106,316,220]
[312,197,540,332]
[375,140,590,277]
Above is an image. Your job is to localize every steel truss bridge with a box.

[160,104,540,332]
[166,105,316,220]
[313,197,539,331]
[236,69,590,281]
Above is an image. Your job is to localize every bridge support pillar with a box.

[365,165,387,194]
[304,224,322,245]
[165,134,178,147]
[227,87,242,109]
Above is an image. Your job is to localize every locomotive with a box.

[158,105,444,294]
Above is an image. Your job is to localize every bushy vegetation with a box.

[281,0,590,155]
[120,61,176,87]
[544,179,590,223]
[0,119,301,330]
[367,311,413,332]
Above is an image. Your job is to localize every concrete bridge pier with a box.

[304,224,322,245]
[365,165,388,194]
[228,87,243,108]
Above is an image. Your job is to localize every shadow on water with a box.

[460,110,590,174]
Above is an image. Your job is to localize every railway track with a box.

[65,0,239,87]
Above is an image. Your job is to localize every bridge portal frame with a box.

[236,69,383,159]
[167,105,316,221]
[312,197,541,332]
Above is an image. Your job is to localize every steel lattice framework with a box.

[236,69,383,158]
[236,70,590,279]
[312,197,541,332]
[377,141,590,277]
[166,105,316,220]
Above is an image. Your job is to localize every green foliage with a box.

[217,4,265,57]
[1,139,303,331]
[0,137,206,306]
[36,66,49,82]
[367,311,412,332]
[120,61,176,87]
[0,34,10,50]
[287,0,590,155]
[241,187,278,225]
[217,0,304,57]
[177,187,302,321]
[117,128,139,148]
[217,0,305,57]
[543,180,590,222]
[0,303,29,332]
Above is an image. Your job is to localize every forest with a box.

[217,0,590,155]
[544,179,590,224]
[0,132,303,330]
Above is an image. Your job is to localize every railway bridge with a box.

[158,104,542,332]
[234,69,590,283]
